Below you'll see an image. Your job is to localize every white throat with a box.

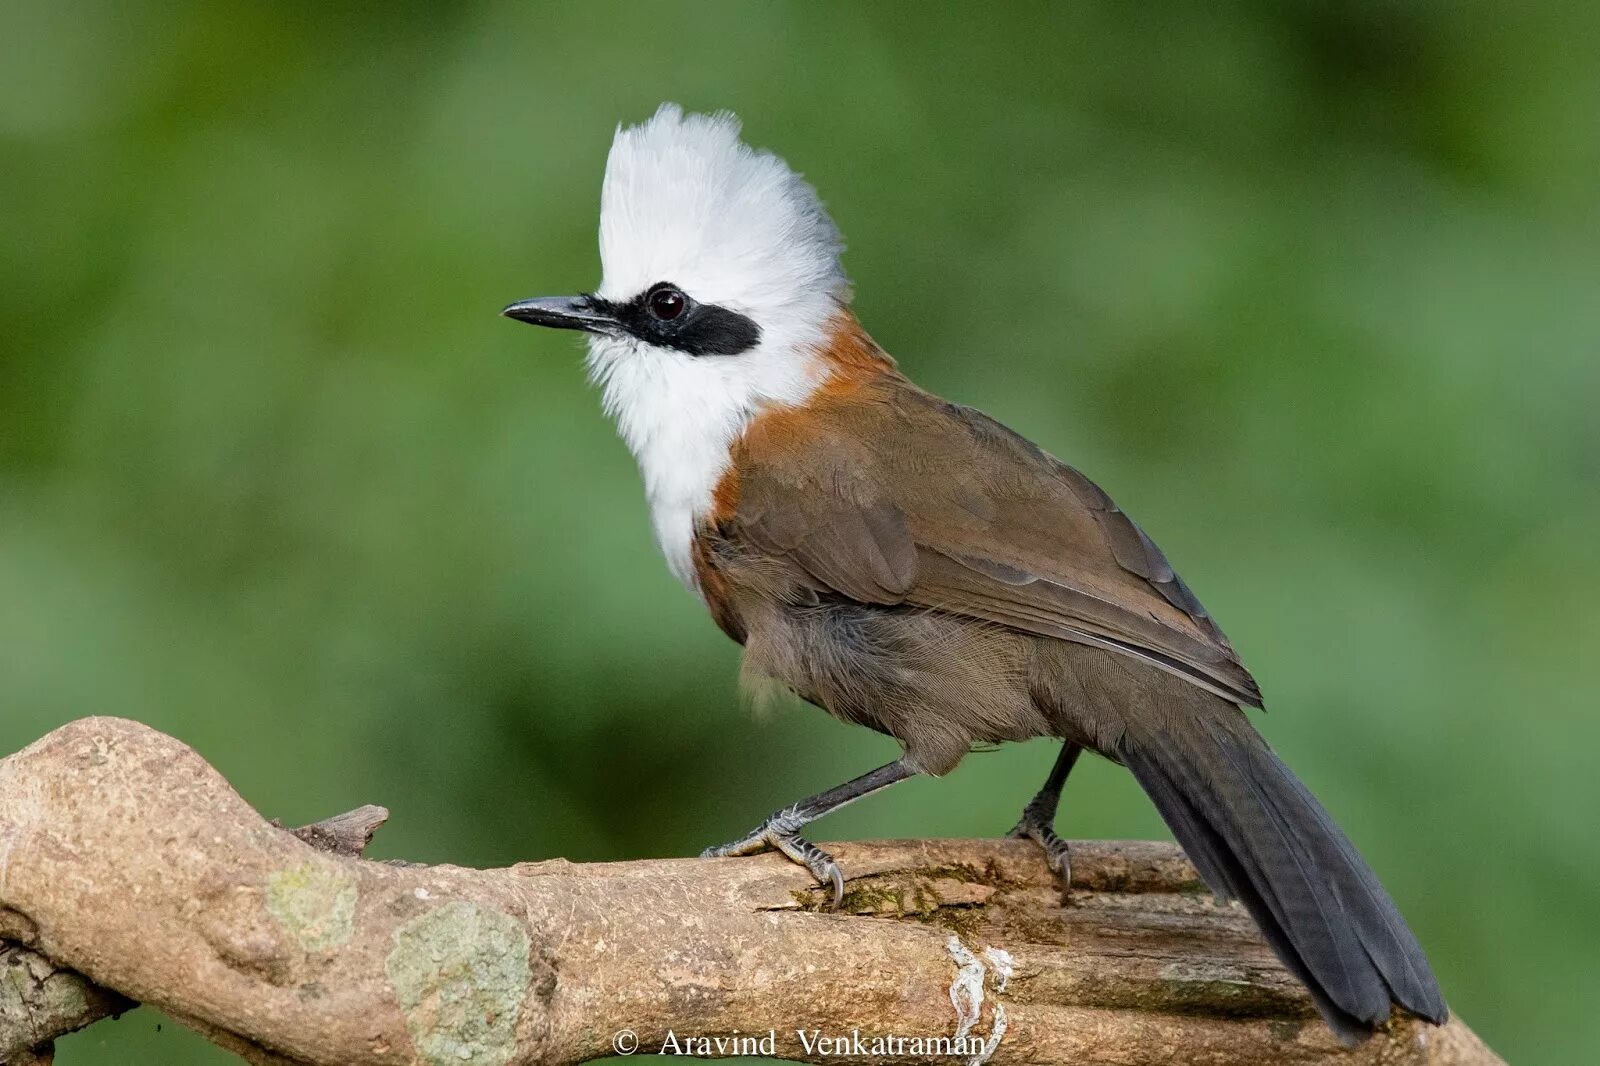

[587,332,827,590]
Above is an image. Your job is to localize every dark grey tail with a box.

[1118,714,1447,1043]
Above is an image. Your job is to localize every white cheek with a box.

[586,335,824,592]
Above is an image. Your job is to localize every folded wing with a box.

[723,374,1261,707]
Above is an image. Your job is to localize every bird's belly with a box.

[739,597,1053,775]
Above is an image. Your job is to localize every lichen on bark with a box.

[384,900,532,1066]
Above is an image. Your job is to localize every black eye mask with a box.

[596,283,762,357]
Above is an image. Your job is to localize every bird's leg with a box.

[701,758,915,906]
[1007,741,1083,884]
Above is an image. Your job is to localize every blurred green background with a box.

[3,2,1596,1062]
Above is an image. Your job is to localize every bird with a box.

[502,103,1447,1043]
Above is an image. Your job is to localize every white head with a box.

[503,104,853,589]
[596,104,849,337]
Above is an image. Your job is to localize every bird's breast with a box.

[589,340,751,591]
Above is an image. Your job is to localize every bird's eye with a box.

[647,285,687,321]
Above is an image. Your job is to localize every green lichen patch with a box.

[264,862,357,952]
[789,869,999,925]
[386,900,531,1066]
[839,881,913,915]
[2,959,88,1018]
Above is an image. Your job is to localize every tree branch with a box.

[0,801,389,1063]
[0,718,1500,1065]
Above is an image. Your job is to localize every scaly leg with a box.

[1007,742,1082,883]
[702,758,915,906]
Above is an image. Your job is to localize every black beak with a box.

[501,295,617,333]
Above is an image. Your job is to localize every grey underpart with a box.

[1007,742,1082,884]
[701,758,915,906]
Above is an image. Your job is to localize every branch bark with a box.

[0,718,1500,1065]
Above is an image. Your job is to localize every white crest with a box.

[584,104,850,591]
[595,103,849,316]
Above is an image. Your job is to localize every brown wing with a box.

[724,373,1262,707]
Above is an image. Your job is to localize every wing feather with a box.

[719,374,1261,707]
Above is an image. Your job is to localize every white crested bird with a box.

[503,104,1447,1043]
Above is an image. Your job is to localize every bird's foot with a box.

[701,809,846,907]
[1008,809,1072,886]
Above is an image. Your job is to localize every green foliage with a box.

[2,2,1595,1061]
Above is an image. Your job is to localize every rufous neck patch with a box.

[815,310,896,380]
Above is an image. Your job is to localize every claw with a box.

[1009,815,1073,888]
[771,832,845,907]
[699,824,772,859]
[701,819,848,906]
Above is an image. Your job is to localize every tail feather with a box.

[1175,723,1391,1021]
[1119,713,1447,1042]
[1123,739,1376,1041]
[1236,725,1444,1019]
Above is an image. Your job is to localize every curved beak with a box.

[501,295,618,334]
